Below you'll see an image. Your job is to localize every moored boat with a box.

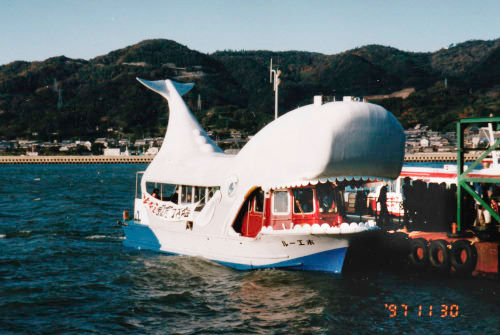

[122,78,405,273]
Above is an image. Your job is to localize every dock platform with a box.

[391,230,499,277]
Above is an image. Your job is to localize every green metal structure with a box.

[456,116,500,231]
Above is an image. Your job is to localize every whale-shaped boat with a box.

[122,78,405,273]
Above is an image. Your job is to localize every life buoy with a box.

[409,238,429,269]
[450,240,477,275]
[429,239,450,271]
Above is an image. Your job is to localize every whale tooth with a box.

[310,179,318,185]
[340,223,351,234]
[319,178,327,184]
[311,224,322,234]
[328,226,340,234]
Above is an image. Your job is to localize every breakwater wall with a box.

[0,152,481,164]
[404,152,480,162]
[0,155,154,164]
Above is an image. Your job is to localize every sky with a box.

[1,0,499,65]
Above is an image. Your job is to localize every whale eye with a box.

[225,176,239,197]
[229,182,235,194]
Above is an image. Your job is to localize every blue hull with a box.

[216,247,347,273]
[122,221,347,273]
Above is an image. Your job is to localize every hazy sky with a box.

[1,0,499,65]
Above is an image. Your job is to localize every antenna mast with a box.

[270,58,281,120]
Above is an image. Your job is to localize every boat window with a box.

[194,186,206,204]
[207,186,220,201]
[161,184,176,201]
[254,188,264,212]
[273,191,289,214]
[162,184,178,203]
[145,182,179,202]
[145,181,162,200]
[293,188,314,214]
[145,182,158,197]
[181,185,193,204]
[317,183,335,213]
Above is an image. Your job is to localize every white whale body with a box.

[122,78,405,273]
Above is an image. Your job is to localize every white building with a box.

[103,148,121,156]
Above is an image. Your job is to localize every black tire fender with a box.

[429,239,450,271]
[450,240,477,275]
[409,238,429,269]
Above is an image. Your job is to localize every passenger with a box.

[170,188,179,204]
[334,184,346,217]
[319,191,334,213]
[402,177,412,228]
[448,184,458,224]
[378,184,389,227]
[473,201,485,228]
[317,183,337,213]
[294,189,313,213]
[486,187,494,206]
[490,198,499,216]
[151,188,160,200]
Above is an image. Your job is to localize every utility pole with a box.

[270,59,281,120]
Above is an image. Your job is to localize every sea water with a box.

[1,164,499,334]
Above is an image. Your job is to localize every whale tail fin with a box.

[135,77,223,162]
[136,78,194,100]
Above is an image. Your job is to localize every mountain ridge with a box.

[0,38,498,140]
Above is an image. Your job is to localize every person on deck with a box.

[151,188,160,200]
[378,184,389,228]
[402,177,412,229]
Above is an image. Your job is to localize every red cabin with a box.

[233,182,346,237]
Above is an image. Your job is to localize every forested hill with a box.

[0,38,499,140]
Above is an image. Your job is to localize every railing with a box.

[135,171,144,200]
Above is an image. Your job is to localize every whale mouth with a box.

[263,175,392,191]
[254,174,389,236]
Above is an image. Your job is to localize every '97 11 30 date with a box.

[384,304,459,318]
